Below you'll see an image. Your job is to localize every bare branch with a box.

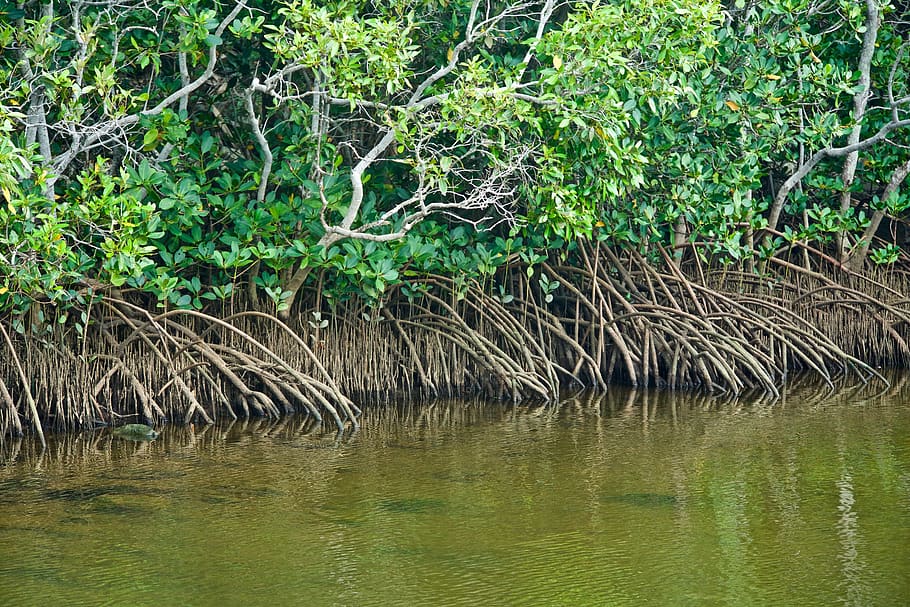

[245,82,273,204]
[51,1,248,179]
[889,41,909,122]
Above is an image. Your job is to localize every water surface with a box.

[1,378,909,606]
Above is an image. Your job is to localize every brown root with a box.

[1,239,905,440]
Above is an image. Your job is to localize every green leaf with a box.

[142,128,159,150]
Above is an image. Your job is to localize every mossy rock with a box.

[111,424,159,440]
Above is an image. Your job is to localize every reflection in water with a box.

[836,468,868,607]
[835,414,872,607]
[0,375,909,606]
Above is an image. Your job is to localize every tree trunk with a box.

[837,0,881,262]
[847,157,910,271]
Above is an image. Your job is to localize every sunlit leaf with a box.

[142,128,159,149]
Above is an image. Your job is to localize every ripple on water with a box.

[1,388,909,607]
[407,530,643,607]
[44,484,164,502]
[600,492,681,507]
[375,497,447,514]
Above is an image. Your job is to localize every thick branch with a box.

[849,156,910,270]
[837,0,880,258]
[245,83,273,204]
[155,20,192,166]
[767,117,910,232]
[18,2,53,163]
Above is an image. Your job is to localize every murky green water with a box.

[1,379,909,606]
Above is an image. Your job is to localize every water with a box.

[1,379,909,606]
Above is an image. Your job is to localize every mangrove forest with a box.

[1,0,910,444]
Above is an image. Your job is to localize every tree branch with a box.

[849,156,910,270]
[51,0,248,179]
[245,81,272,204]
[836,0,881,259]
[767,117,910,232]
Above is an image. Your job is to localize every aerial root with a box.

[0,321,44,447]
[80,298,358,432]
[0,238,903,440]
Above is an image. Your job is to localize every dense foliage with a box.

[0,0,908,322]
